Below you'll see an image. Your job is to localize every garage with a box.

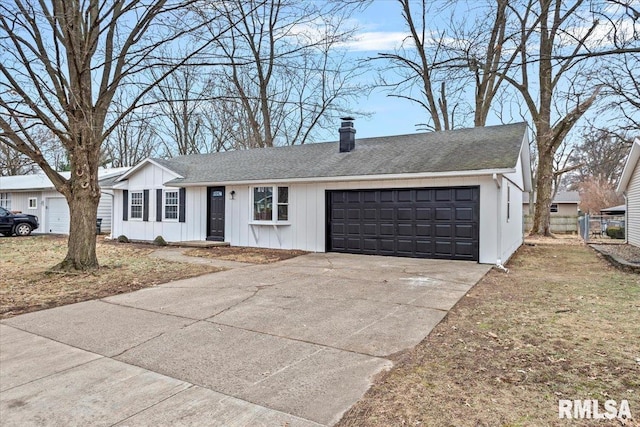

[46,197,70,234]
[327,187,480,261]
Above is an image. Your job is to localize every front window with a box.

[550,204,558,213]
[130,192,143,219]
[277,187,288,221]
[253,186,289,222]
[28,198,37,209]
[164,190,179,220]
[253,187,273,221]
[0,193,10,210]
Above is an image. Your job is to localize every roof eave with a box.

[163,168,517,187]
[617,138,640,194]
[520,131,533,192]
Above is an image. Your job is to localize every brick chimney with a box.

[339,117,356,153]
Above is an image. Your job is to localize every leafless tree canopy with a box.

[196,0,367,148]
[378,0,638,234]
[0,0,229,270]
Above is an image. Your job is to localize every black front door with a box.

[207,187,225,241]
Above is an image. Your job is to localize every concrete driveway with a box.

[1,253,490,426]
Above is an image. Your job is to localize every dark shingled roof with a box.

[152,122,527,185]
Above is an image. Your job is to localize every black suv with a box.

[0,206,39,236]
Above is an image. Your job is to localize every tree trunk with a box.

[531,147,554,236]
[53,145,101,271]
[58,190,100,271]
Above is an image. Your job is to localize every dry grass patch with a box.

[185,246,307,264]
[338,242,640,427]
[0,235,221,318]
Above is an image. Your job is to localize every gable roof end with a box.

[617,138,640,194]
[115,158,183,182]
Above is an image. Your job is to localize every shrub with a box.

[117,235,130,243]
[606,226,625,239]
[153,235,168,246]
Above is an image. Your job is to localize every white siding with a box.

[111,164,206,241]
[97,190,114,233]
[226,176,507,264]
[627,160,640,247]
[500,178,524,263]
[112,165,528,264]
[6,192,41,214]
[3,189,115,235]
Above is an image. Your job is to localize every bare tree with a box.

[377,0,524,130]
[104,108,159,167]
[0,0,229,270]
[496,0,638,235]
[0,143,34,176]
[199,0,365,148]
[376,0,464,131]
[576,176,624,214]
[200,84,255,152]
[566,129,632,188]
[151,57,212,156]
[595,52,640,134]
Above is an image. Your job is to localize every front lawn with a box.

[0,235,221,318]
[338,241,640,426]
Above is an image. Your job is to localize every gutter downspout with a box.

[493,174,508,272]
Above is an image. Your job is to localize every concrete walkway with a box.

[149,247,254,269]
[1,253,490,426]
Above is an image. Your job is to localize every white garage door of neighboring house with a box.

[46,197,70,234]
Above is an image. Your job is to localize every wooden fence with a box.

[524,215,578,234]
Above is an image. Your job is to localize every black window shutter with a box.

[179,188,186,223]
[123,190,128,221]
[156,189,163,222]
[143,190,149,222]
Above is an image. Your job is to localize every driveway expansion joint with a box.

[203,319,396,360]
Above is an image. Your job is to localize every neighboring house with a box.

[109,121,532,264]
[600,204,626,216]
[0,168,129,234]
[522,191,580,234]
[617,138,640,247]
[522,191,580,216]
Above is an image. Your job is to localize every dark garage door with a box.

[327,187,479,261]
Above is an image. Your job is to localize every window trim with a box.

[28,197,37,209]
[163,190,179,221]
[277,186,289,222]
[250,185,290,224]
[130,191,144,220]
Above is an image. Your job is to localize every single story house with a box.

[522,191,580,216]
[110,121,532,264]
[617,138,640,247]
[0,168,129,234]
